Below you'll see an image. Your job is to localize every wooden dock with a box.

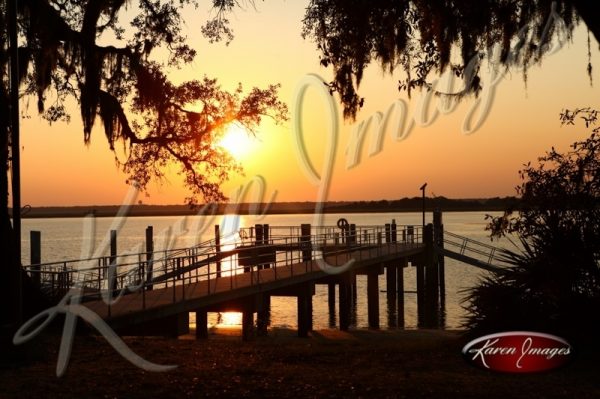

[23,212,509,339]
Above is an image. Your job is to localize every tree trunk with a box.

[1,88,47,343]
[0,85,21,333]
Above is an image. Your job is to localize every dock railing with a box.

[22,224,423,315]
[440,230,508,269]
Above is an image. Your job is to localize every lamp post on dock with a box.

[419,183,427,228]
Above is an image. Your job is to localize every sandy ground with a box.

[1,328,599,398]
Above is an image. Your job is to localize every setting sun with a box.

[217,124,257,159]
[217,312,242,327]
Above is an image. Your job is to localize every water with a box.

[21,211,514,330]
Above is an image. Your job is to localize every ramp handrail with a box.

[439,230,507,268]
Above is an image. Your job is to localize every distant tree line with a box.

[13,196,520,218]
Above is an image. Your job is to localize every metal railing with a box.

[21,236,224,298]
[22,224,424,315]
[440,230,507,268]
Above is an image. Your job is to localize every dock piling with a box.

[424,224,440,328]
[263,224,271,268]
[242,306,255,341]
[30,231,41,286]
[327,283,336,325]
[145,226,154,290]
[297,283,313,337]
[110,230,117,296]
[349,224,357,245]
[195,309,208,339]
[386,261,397,328]
[215,225,222,278]
[367,268,380,329]
[416,261,425,327]
[397,258,406,328]
[434,210,446,311]
[386,262,397,301]
[339,274,351,331]
[257,294,270,337]
[300,224,311,262]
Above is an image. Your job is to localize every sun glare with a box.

[218,312,242,326]
[217,124,256,159]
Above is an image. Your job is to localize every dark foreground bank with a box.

[1,328,598,398]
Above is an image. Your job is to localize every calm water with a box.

[21,211,513,330]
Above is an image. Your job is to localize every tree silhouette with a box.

[0,0,286,328]
[465,119,600,343]
[301,0,593,119]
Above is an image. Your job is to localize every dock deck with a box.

[23,217,508,337]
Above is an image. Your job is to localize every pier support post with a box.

[300,224,311,263]
[257,294,270,337]
[262,224,271,269]
[367,267,380,329]
[328,283,336,326]
[110,230,118,296]
[110,230,117,261]
[397,258,406,328]
[255,224,264,245]
[215,225,222,278]
[242,307,255,341]
[145,226,154,290]
[339,274,352,331]
[386,262,397,328]
[297,283,313,338]
[416,260,425,327]
[195,309,208,339]
[433,210,446,312]
[352,272,358,303]
[349,224,357,245]
[308,288,313,332]
[386,263,397,301]
[424,224,439,328]
[30,231,41,286]
[438,233,446,310]
[248,224,264,273]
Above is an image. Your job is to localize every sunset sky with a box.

[15,1,600,206]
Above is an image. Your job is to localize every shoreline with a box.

[13,199,516,219]
[2,328,598,398]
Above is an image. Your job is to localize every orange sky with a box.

[13,1,600,206]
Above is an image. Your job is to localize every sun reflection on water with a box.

[216,312,242,327]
